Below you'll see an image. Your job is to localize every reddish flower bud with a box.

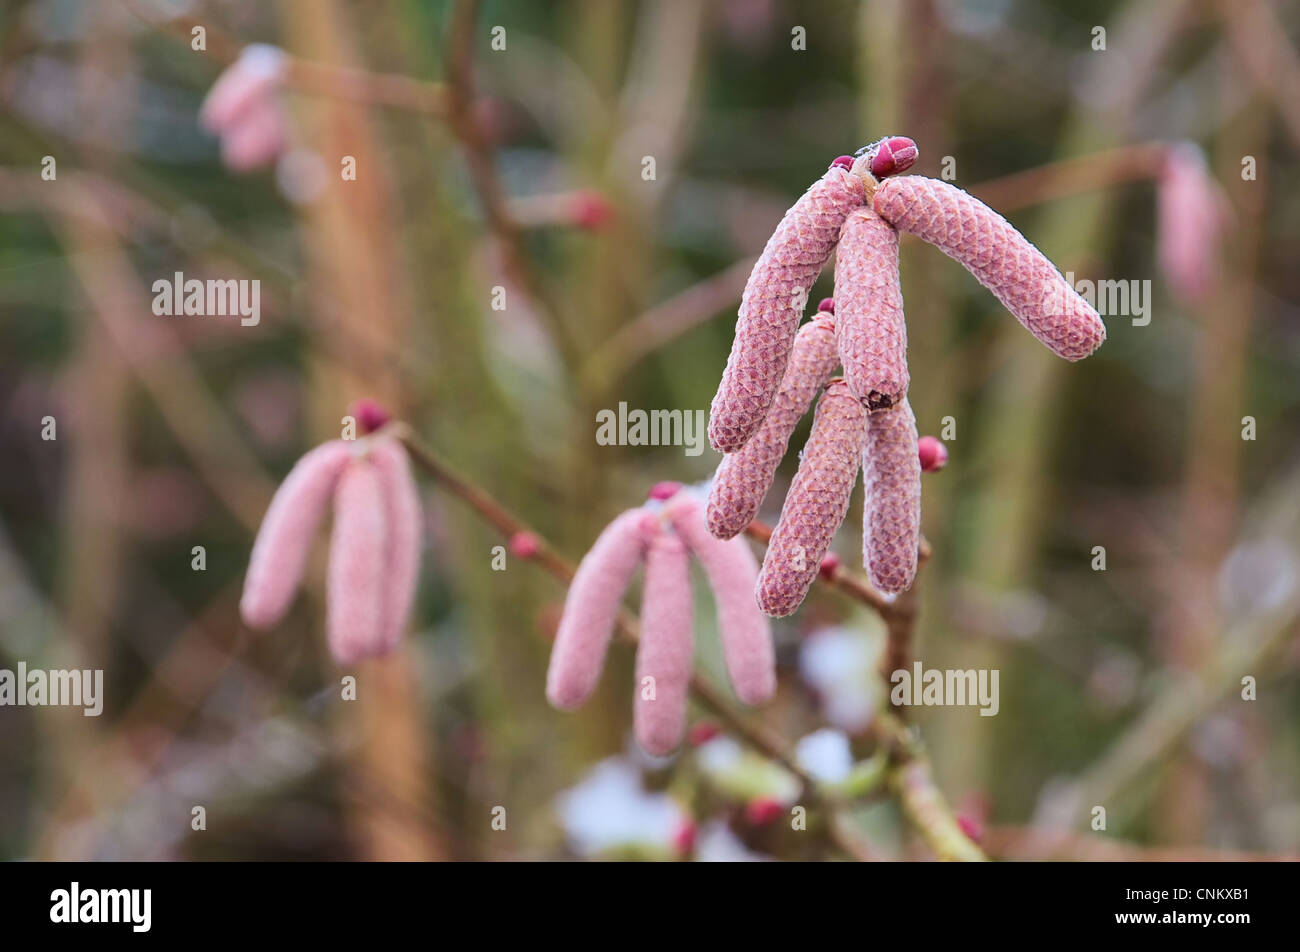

[570,190,615,231]
[957,813,984,844]
[672,819,697,856]
[830,155,855,172]
[509,530,540,559]
[744,797,785,826]
[918,435,948,472]
[868,136,919,179]
[647,481,682,501]
[817,297,835,313]
[350,398,391,435]
[819,552,841,580]
[687,721,722,747]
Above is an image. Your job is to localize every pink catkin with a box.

[873,176,1106,361]
[220,98,288,172]
[668,497,775,705]
[240,440,352,630]
[862,399,921,594]
[757,379,869,617]
[369,438,422,652]
[708,162,869,453]
[834,207,908,409]
[707,314,839,540]
[1157,143,1223,304]
[634,530,695,755]
[545,508,648,709]
[326,460,390,665]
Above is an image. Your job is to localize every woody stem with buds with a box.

[390,423,983,861]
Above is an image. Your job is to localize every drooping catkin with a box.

[756,379,869,617]
[369,438,422,652]
[708,162,870,453]
[545,508,648,710]
[326,460,390,665]
[634,529,695,756]
[706,314,839,540]
[241,440,352,630]
[873,176,1106,360]
[834,207,908,409]
[668,496,775,705]
[862,399,921,595]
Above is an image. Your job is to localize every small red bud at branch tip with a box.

[830,155,855,172]
[647,481,682,501]
[817,297,835,313]
[918,435,948,473]
[687,721,722,747]
[350,399,391,435]
[673,820,697,856]
[957,814,984,844]
[570,190,614,231]
[508,531,540,559]
[869,136,919,179]
[818,552,840,579]
[744,797,784,826]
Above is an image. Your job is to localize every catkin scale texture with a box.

[757,380,869,617]
[707,315,839,540]
[873,176,1105,360]
[708,167,868,453]
[326,461,390,665]
[834,208,909,409]
[668,497,775,705]
[634,532,695,756]
[240,440,352,630]
[862,400,921,594]
[545,509,647,709]
[369,439,422,652]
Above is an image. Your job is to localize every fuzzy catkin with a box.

[708,165,869,454]
[634,530,695,756]
[757,379,869,617]
[369,438,422,652]
[241,440,353,630]
[834,207,908,409]
[862,399,921,595]
[873,176,1106,360]
[326,460,390,665]
[707,314,839,540]
[546,508,648,710]
[668,496,775,705]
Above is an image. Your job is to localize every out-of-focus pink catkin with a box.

[757,380,869,617]
[546,508,648,709]
[873,176,1106,360]
[1157,143,1224,305]
[668,496,775,705]
[240,440,352,630]
[862,400,921,595]
[708,159,870,453]
[199,44,289,173]
[707,314,839,540]
[326,460,390,665]
[634,530,695,756]
[369,439,422,652]
[835,208,908,409]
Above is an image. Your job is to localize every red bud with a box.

[350,399,391,435]
[869,136,919,179]
[918,435,948,472]
[817,297,835,313]
[647,481,682,501]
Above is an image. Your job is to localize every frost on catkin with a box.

[634,530,694,756]
[369,438,422,652]
[862,399,921,595]
[546,508,648,710]
[668,496,775,705]
[757,379,869,617]
[708,165,868,453]
[326,460,389,665]
[873,176,1106,360]
[834,207,908,409]
[707,314,839,540]
[241,440,352,630]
